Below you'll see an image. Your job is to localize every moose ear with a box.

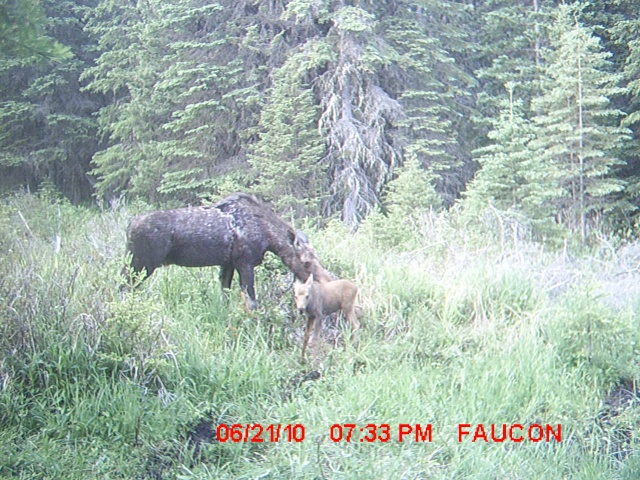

[293,229,309,249]
[305,273,314,286]
[296,230,309,244]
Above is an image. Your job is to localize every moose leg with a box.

[217,264,235,304]
[219,265,234,290]
[237,265,257,310]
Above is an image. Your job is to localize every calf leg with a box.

[346,309,360,349]
[301,315,316,360]
[312,312,323,355]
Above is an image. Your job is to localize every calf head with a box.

[293,274,314,313]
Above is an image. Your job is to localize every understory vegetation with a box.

[4,2,640,477]
[2,192,640,479]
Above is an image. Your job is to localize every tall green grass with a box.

[1,193,639,478]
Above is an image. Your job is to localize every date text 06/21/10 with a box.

[215,423,562,444]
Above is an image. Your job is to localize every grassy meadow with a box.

[1,192,640,479]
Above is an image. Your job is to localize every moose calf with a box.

[293,274,360,359]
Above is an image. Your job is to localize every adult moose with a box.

[123,193,317,309]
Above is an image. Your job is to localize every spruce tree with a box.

[81,0,164,199]
[464,82,560,233]
[605,3,640,208]
[0,0,100,202]
[385,1,474,204]
[474,0,550,112]
[313,4,403,226]
[360,154,440,247]
[385,155,441,216]
[0,0,71,62]
[531,4,629,242]
[83,0,285,202]
[248,59,326,216]
[292,0,476,225]
[81,0,484,219]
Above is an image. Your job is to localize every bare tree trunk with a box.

[577,53,586,244]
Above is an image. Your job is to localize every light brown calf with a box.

[293,274,360,359]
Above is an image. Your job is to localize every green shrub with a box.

[546,288,640,389]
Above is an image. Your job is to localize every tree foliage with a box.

[248,59,326,216]
[0,0,99,202]
[80,0,474,222]
[1,0,640,239]
[360,155,440,247]
[464,82,560,233]
[0,0,72,62]
[531,4,629,241]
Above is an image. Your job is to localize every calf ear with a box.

[305,273,314,286]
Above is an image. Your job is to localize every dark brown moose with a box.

[123,193,317,309]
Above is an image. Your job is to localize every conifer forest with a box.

[3,1,640,478]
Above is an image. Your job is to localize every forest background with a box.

[3,0,640,239]
[3,0,640,478]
